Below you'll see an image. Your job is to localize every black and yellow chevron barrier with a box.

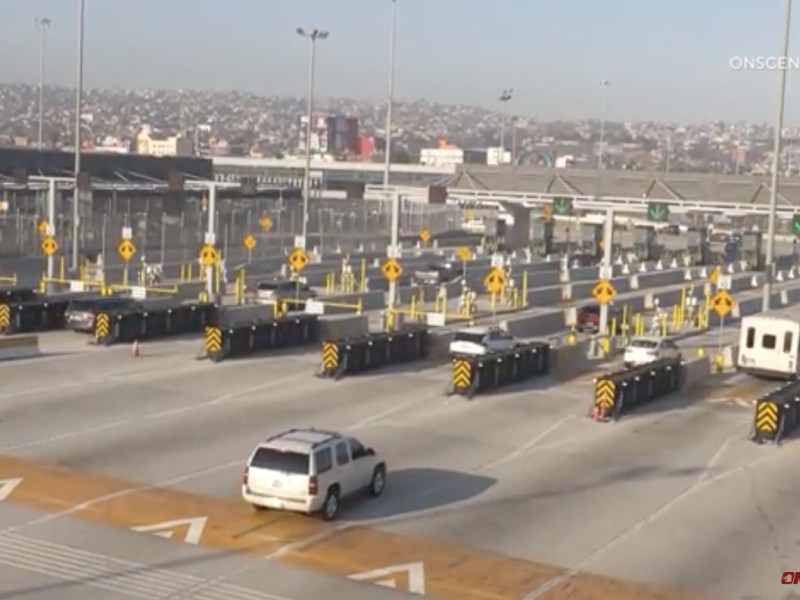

[590,357,681,422]
[321,342,340,376]
[594,379,616,413]
[0,304,9,333]
[751,379,800,444]
[452,358,473,393]
[318,326,430,379]
[448,342,550,399]
[94,313,111,344]
[205,326,223,361]
[754,400,778,439]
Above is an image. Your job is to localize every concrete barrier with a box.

[218,304,273,325]
[681,356,710,390]
[567,267,600,282]
[516,269,560,288]
[175,282,204,300]
[549,340,591,380]
[0,335,41,361]
[722,344,739,369]
[635,270,686,289]
[320,315,369,340]
[525,285,564,307]
[501,311,567,338]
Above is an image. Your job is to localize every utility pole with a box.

[499,89,513,165]
[599,208,614,341]
[296,27,329,250]
[35,17,51,149]
[72,0,85,271]
[763,0,793,312]
[383,0,397,189]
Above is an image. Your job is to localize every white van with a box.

[738,312,800,379]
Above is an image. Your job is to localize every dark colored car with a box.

[65,297,138,333]
[413,263,456,285]
[569,254,596,268]
[576,303,623,333]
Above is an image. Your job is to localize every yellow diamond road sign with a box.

[199,244,218,267]
[41,236,58,256]
[712,289,735,318]
[288,248,309,272]
[419,229,431,243]
[457,246,471,262]
[117,239,136,262]
[591,279,617,305]
[484,267,506,294]
[260,216,273,231]
[382,258,403,282]
[243,234,257,250]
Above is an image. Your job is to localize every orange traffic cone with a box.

[131,340,140,357]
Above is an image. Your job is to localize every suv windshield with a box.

[250,448,309,474]
[453,332,485,344]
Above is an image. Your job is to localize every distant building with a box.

[297,114,360,156]
[358,135,375,158]
[134,125,192,157]
[486,147,511,166]
[94,136,130,154]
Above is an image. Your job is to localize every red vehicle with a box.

[576,303,623,333]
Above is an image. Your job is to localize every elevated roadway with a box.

[0,323,794,599]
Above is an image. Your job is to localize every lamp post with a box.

[763,0,793,311]
[72,0,85,271]
[383,0,397,188]
[34,17,51,149]
[499,89,513,165]
[597,80,611,170]
[296,27,329,250]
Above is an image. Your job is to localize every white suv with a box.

[242,428,386,520]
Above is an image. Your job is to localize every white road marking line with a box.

[0,532,295,600]
[520,435,767,599]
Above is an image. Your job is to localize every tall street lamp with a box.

[597,79,611,170]
[72,0,85,271]
[34,17,51,149]
[383,0,397,188]
[296,27,329,249]
[763,0,793,311]
[499,88,513,165]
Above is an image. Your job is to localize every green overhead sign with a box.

[552,197,573,216]
[647,202,669,223]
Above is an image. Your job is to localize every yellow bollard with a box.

[58,256,65,280]
[325,272,333,294]
[357,298,363,316]
[600,337,611,356]
[660,314,668,337]
[609,317,617,342]
[522,271,528,308]
[360,259,367,293]
[122,267,129,287]
[679,286,686,327]
[696,347,705,357]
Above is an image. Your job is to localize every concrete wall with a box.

[681,356,710,390]
[526,285,565,307]
[0,335,41,361]
[320,315,369,340]
[501,311,567,339]
[549,340,591,380]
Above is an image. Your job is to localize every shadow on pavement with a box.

[342,467,496,521]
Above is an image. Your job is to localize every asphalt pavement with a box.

[0,325,794,600]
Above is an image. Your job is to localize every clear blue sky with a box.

[1,0,798,122]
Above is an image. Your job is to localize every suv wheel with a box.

[369,465,386,497]
[321,486,340,521]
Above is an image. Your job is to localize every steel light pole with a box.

[499,89,513,165]
[72,0,85,271]
[764,0,793,311]
[34,17,51,149]
[296,27,329,250]
[383,0,397,188]
[597,80,611,170]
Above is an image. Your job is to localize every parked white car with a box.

[623,336,682,368]
[449,326,517,356]
[242,428,386,520]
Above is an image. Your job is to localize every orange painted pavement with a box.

[0,454,719,600]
